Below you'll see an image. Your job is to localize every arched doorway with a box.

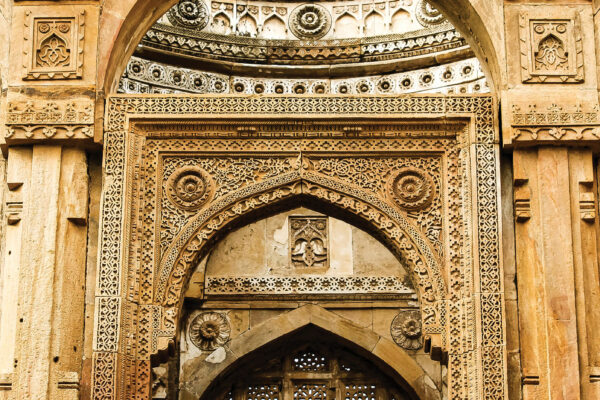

[200,327,417,400]
[91,1,505,399]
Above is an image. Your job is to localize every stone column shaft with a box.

[7,145,89,400]
[514,147,600,400]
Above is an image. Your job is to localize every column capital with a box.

[4,98,95,147]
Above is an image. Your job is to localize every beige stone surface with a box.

[4,0,600,399]
[205,207,409,279]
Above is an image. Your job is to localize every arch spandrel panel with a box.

[93,94,503,400]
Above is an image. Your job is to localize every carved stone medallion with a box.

[189,312,231,351]
[166,166,213,211]
[289,4,331,39]
[167,0,209,29]
[389,167,435,211]
[416,0,445,27]
[390,310,423,350]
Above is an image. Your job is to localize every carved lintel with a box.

[579,182,596,222]
[522,375,540,385]
[513,178,531,222]
[6,202,23,225]
[509,103,600,147]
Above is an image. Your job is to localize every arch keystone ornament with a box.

[93,94,504,400]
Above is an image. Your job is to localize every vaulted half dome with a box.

[119,0,488,95]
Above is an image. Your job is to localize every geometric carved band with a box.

[205,276,414,297]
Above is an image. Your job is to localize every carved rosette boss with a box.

[189,312,231,351]
[167,0,210,29]
[166,166,214,211]
[289,4,331,39]
[389,167,435,211]
[390,310,423,350]
[416,0,446,27]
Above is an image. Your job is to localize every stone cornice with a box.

[140,22,466,69]
[4,100,95,145]
[507,103,600,148]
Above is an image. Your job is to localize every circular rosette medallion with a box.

[389,167,435,211]
[416,0,446,26]
[289,4,332,39]
[167,0,210,29]
[390,310,423,350]
[166,166,214,211]
[189,312,231,351]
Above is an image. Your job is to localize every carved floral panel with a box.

[23,11,85,80]
[519,12,583,83]
[289,216,329,269]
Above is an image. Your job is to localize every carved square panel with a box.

[289,216,329,269]
[519,12,583,83]
[23,11,85,80]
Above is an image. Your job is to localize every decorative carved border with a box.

[142,22,465,66]
[205,276,414,296]
[94,94,503,400]
[508,103,600,146]
[4,100,94,143]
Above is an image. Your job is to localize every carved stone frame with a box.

[519,10,584,84]
[22,10,85,80]
[92,94,505,400]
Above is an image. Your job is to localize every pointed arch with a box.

[181,304,439,399]
[155,172,446,353]
[260,14,287,39]
[334,12,360,37]
[364,10,386,36]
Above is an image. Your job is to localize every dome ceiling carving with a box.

[119,0,489,95]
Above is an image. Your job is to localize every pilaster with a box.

[0,145,89,400]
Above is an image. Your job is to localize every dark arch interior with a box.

[200,325,420,400]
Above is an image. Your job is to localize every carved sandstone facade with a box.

[0,1,599,400]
